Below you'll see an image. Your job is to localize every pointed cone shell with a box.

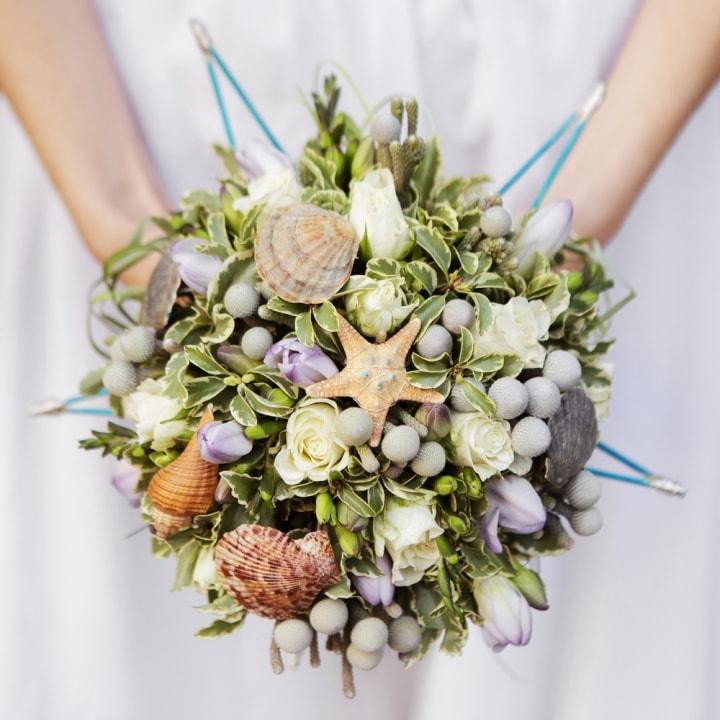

[545,389,598,486]
[215,524,341,620]
[147,407,218,538]
[254,203,359,304]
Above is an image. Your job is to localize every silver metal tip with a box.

[189,18,212,55]
[28,398,65,416]
[648,475,687,498]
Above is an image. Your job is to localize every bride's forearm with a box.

[547,0,720,244]
[0,0,167,285]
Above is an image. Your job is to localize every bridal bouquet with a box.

[79,76,616,696]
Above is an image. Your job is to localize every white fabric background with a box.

[1,1,718,718]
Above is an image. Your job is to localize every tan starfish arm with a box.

[305,371,355,400]
[336,315,371,360]
[382,317,422,358]
[398,383,445,405]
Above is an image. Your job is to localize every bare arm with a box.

[548,0,720,243]
[0,0,167,286]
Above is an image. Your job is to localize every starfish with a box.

[306,315,444,446]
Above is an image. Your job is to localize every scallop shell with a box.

[545,388,598,487]
[254,203,359,304]
[140,250,181,330]
[146,407,218,538]
[215,524,341,620]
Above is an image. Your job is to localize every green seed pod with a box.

[268,388,296,407]
[335,525,361,556]
[315,492,336,524]
[446,514,469,535]
[434,475,457,496]
[436,535,459,564]
[244,420,285,440]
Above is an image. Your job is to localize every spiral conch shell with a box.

[146,407,218,538]
[215,524,341,619]
[254,203,359,304]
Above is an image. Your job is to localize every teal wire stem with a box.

[207,59,236,149]
[498,112,576,196]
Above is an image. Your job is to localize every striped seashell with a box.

[146,407,218,539]
[545,388,598,487]
[254,203,359,304]
[215,524,342,620]
[140,250,181,330]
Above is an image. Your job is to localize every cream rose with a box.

[274,399,349,485]
[473,297,551,369]
[450,411,513,480]
[344,276,416,340]
[123,378,185,452]
[349,168,413,259]
[233,168,301,214]
[373,498,443,586]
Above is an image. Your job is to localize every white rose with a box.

[274,399,349,485]
[344,276,416,340]
[473,297,551,369]
[233,168,301,214]
[123,378,185,451]
[373,498,443,586]
[349,168,413,259]
[450,411,514,480]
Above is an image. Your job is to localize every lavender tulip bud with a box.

[473,575,532,652]
[263,338,339,388]
[514,199,573,275]
[111,460,142,508]
[197,420,253,464]
[169,238,223,294]
[235,139,292,180]
[479,475,546,554]
[414,402,451,439]
[351,553,395,607]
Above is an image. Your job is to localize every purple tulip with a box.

[236,139,292,180]
[197,420,253,464]
[111,460,142,508]
[479,475,546,554]
[169,238,223,294]
[474,575,532,652]
[264,338,339,388]
[352,553,395,607]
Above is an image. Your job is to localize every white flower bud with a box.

[309,598,349,635]
[569,506,603,536]
[272,619,313,653]
[336,407,373,447]
[480,206,512,237]
[388,616,422,653]
[102,361,138,397]
[346,644,383,671]
[410,441,446,477]
[381,425,420,464]
[240,326,273,360]
[543,350,582,391]
[488,377,528,420]
[564,471,602,510]
[511,417,551,458]
[224,281,260,319]
[416,324,453,358]
[119,326,156,363]
[350,617,388,653]
[441,299,475,335]
[514,199,573,275]
[524,376,561,418]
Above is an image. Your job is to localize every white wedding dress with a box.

[1,2,719,719]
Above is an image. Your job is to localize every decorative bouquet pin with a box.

[36,22,685,699]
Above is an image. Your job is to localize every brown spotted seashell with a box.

[254,203,359,304]
[546,388,598,487]
[140,250,181,330]
[146,407,218,538]
[215,524,341,619]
